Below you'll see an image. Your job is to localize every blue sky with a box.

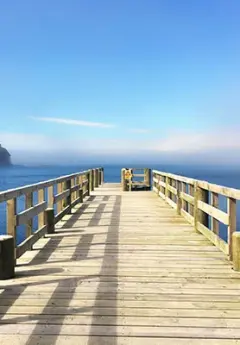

[1,0,240,164]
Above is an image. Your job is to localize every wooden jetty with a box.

[1,167,240,344]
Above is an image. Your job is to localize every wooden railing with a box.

[152,170,240,270]
[0,167,104,277]
[121,168,151,191]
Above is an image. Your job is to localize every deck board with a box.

[1,183,240,344]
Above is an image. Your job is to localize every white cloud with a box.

[30,116,115,128]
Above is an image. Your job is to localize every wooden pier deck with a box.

[1,182,240,344]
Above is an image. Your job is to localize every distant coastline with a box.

[0,144,12,166]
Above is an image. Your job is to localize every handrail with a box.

[0,167,104,262]
[152,169,239,269]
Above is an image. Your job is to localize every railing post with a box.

[57,182,63,214]
[45,208,55,234]
[94,169,99,188]
[121,169,127,191]
[86,171,90,196]
[0,235,15,279]
[90,169,94,192]
[232,232,240,271]
[165,176,169,199]
[129,169,133,192]
[189,184,194,216]
[176,181,182,215]
[228,197,237,260]
[66,179,72,213]
[101,167,104,185]
[7,198,17,262]
[194,181,200,232]
[144,168,151,190]
[79,175,83,203]
[25,192,33,239]
[199,187,209,227]
[211,192,219,235]
[38,189,45,229]
[98,169,102,186]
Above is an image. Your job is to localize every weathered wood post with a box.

[45,208,55,234]
[121,169,127,191]
[194,181,200,232]
[144,168,151,190]
[176,181,182,215]
[101,167,104,185]
[98,169,102,186]
[86,171,90,196]
[0,235,15,279]
[199,187,209,228]
[66,179,72,213]
[228,197,237,260]
[232,232,240,271]
[128,169,133,192]
[7,198,17,263]
[90,169,94,192]
[94,169,99,188]
[165,176,169,199]
[211,192,219,235]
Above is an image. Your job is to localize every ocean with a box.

[0,164,240,244]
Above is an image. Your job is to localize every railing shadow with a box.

[0,193,121,344]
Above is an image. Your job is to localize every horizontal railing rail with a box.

[152,169,240,269]
[0,167,104,268]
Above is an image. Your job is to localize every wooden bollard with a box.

[232,232,240,271]
[45,208,55,234]
[0,235,15,279]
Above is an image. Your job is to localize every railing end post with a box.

[0,235,15,279]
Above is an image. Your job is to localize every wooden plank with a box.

[152,170,195,184]
[166,197,177,209]
[167,184,177,195]
[181,209,194,225]
[3,324,240,338]
[53,189,70,204]
[16,201,47,226]
[180,191,194,205]
[159,180,166,188]
[0,336,240,345]
[198,200,229,225]
[197,222,229,255]
[198,180,240,199]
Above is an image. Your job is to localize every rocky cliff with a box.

[0,144,11,166]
